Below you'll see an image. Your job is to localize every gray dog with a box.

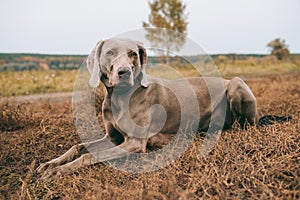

[37,38,288,179]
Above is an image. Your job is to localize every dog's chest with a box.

[103,94,151,137]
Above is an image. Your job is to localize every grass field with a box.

[0,71,299,199]
[0,58,299,97]
[0,70,78,97]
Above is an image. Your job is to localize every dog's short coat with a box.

[38,38,259,179]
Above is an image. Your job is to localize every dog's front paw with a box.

[40,166,71,181]
[37,162,56,174]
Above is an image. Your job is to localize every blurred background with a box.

[0,0,299,96]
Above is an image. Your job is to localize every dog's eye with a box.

[129,51,137,58]
[106,50,114,56]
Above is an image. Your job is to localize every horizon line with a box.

[3,52,300,56]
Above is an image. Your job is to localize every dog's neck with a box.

[105,78,143,115]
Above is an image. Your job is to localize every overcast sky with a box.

[0,0,299,54]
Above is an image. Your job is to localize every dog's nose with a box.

[117,67,131,79]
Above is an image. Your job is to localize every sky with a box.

[0,0,299,55]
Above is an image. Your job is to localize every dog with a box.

[37,38,289,179]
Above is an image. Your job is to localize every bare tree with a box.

[143,0,188,64]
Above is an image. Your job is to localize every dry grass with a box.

[0,70,78,97]
[0,74,299,199]
[1,58,299,98]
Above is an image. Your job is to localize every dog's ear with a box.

[137,42,150,87]
[86,40,104,87]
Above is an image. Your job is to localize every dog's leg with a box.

[37,136,115,174]
[105,122,125,145]
[40,137,146,180]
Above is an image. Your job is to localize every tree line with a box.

[1,52,298,72]
[0,54,86,71]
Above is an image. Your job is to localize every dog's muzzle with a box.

[117,67,131,80]
[113,66,133,89]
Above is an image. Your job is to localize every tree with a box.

[267,38,290,60]
[143,0,188,64]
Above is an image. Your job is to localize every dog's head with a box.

[86,38,149,89]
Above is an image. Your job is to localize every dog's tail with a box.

[257,115,292,127]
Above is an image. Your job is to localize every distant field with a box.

[0,64,299,97]
[0,70,78,97]
[147,60,300,79]
[0,53,299,97]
